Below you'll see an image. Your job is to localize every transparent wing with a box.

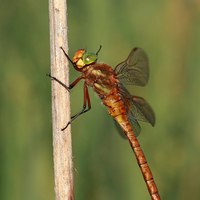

[128,96,155,127]
[114,112,141,138]
[128,113,141,137]
[113,119,128,139]
[120,90,141,137]
[119,83,155,127]
[114,48,149,86]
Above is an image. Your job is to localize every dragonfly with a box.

[47,46,160,200]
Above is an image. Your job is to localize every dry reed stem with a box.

[49,0,74,199]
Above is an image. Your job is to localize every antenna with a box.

[96,45,102,55]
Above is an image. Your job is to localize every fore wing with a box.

[114,48,149,86]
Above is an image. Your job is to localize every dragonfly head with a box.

[72,47,101,70]
[72,50,98,69]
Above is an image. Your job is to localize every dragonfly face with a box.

[71,46,101,70]
[71,49,86,68]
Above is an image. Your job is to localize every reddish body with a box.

[48,47,160,200]
[82,62,160,200]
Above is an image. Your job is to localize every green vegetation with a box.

[0,1,200,200]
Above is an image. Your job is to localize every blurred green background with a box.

[1,0,200,200]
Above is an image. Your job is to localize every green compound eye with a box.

[82,52,98,65]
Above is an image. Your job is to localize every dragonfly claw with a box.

[61,122,70,131]
[46,73,52,78]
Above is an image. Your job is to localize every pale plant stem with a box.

[49,0,74,199]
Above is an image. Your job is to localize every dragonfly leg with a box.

[61,82,91,131]
[60,47,76,68]
[46,73,70,91]
[47,73,85,130]
[47,73,84,90]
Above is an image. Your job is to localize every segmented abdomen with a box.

[103,94,160,200]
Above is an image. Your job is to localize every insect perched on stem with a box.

[47,46,160,200]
